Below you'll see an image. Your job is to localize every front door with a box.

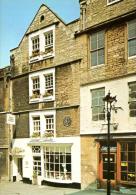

[102,153,116,180]
[17,158,23,181]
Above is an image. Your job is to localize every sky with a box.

[0,0,80,68]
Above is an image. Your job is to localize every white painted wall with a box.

[12,136,81,184]
[12,138,32,179]
[80,75,136,135]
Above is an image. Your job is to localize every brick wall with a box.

[56,107,80,137]
[13,113,29,138]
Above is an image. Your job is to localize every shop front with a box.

[98,138,136,189]
[28,136,81,188]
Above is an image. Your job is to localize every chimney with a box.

[79,0,87,30]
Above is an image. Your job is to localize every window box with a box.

[30,93,41,100]
[31,131,40,138]
[44,46,53,55]
[30,49,40,57]
[43,89,53,98]
[43,130,54,138]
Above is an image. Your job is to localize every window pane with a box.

[91,88,105,121]
[128,39,136,57]
[128,143,135,151]
[98,31,104,48]
[44,146,71,181]
[98,49,104,64]
[120,142,136,182]
[91,51,97,66]
[129,82,136,117]
[121,152,127,161]
[128,19,136,39]
[91,33,97,50]
[128,162,135,172]
[121,172,127,181]
[92,98,99,106]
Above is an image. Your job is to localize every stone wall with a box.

[81,136,98,189]
[79,0,136,30]
[56,61,81,107]
[10,5,80,77]
[56,107,80,137]
[80,22,136,85]
[0,114,9,145]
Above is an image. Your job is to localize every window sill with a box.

[91,64,105,69]
[29,96,55,104]
[43,178,72,184]
[128,55,136,60]
[107,0,122,6]
[29,53,54,64]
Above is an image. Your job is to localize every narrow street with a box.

[0,181,136,195]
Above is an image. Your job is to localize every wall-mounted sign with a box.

[7,113,15,125]
[63,116,72,127]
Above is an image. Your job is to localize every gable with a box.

[26,4,65,35]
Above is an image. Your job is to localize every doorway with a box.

[102,153,116,180]
[17,158,23,181]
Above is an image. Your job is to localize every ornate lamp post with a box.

[103,91,117,195]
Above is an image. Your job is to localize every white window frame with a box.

[32,36,40,52]
[44,30,53,49]
[29,25,55,63]
[44,73,54,98]
[107,0,121,5]
[29,68,55,103]
[91,87,105,121]
[43,145,72,182]
[29,110,56,138]
[33,156,41,176]
[128,82,136,117]
[33,116,41,133]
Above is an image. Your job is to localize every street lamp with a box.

[103,91,117,195]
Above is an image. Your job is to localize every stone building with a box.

[0,0,136,191]
[0,66,12,181]
[79,0,136,190]
[9,4,82,188]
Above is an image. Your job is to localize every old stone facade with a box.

[0,66,11,181]
[79,0,136,190]
[0,0,136,191]
[9,4,82,188]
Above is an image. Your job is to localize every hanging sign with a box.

[7,113,15,125]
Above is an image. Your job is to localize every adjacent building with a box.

[0,0,136,191]
[10,4,81,188]
[0,66,11,181]
[79,0,136,190]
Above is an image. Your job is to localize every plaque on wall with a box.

[63,116,72,127]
